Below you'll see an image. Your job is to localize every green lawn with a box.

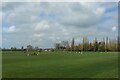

[0,51,2,79]
[2,51,118,78]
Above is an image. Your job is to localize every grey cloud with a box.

[2,2,118,48]
[2,2,23,12]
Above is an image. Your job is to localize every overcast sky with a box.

[1,2,118,48]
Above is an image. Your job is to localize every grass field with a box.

[0,51,2,79]
[2,51,118,78]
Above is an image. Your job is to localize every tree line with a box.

[1,36,119,52]
[55,37,118,52]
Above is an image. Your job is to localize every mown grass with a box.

[2,51,118,78]
[0,51,2,79]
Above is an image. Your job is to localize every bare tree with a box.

[71,38,75,51]
[27,45,33,51]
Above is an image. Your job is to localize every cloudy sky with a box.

[1,2,118,48]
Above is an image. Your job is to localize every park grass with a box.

[2,51,118,78]
[0,51,2,79]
